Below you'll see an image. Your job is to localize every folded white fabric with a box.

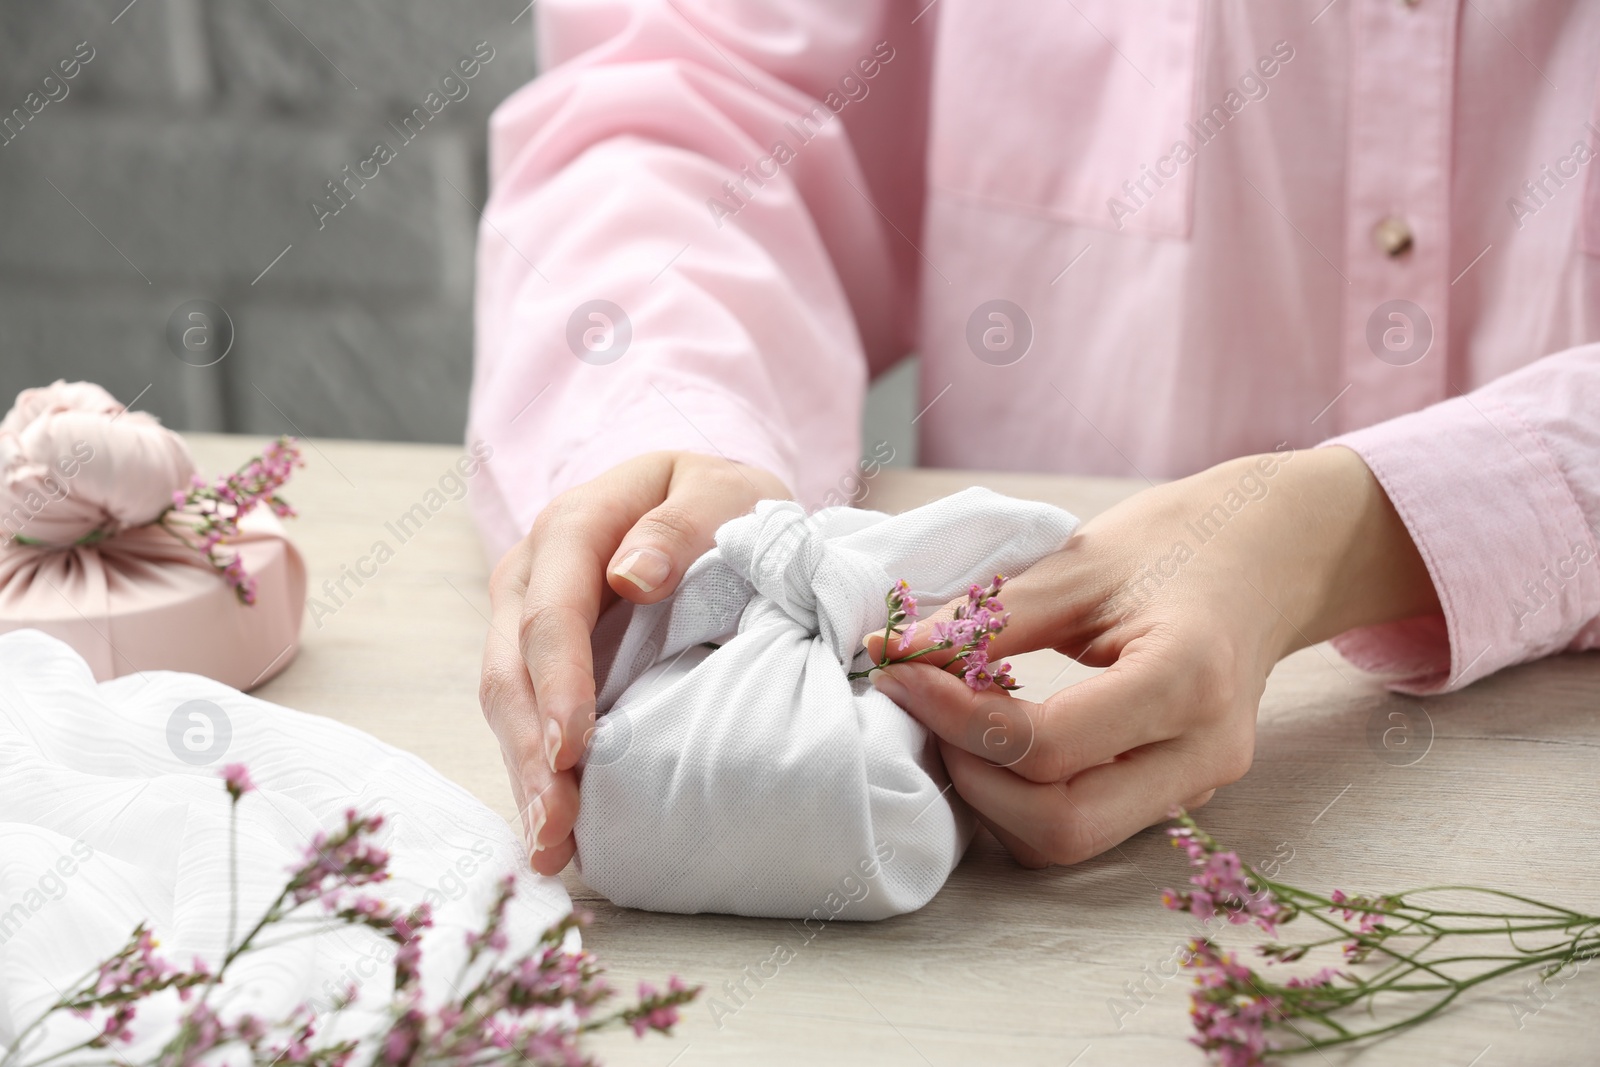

[0,630,570,1061]
[577,487,1079,920]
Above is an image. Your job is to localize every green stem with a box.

[1368,884,1586,919]
[16,1039,107,1067]
[0,954,115,1067]
[226,801,239,966]
[847,641,963,680]
[1279,936,1600,1055]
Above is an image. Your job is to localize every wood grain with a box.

[186,434,1600,1067]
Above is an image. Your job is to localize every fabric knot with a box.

[715,500,891,659]
[724,504,828,629]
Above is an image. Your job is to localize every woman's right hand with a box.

[478,452,789,875]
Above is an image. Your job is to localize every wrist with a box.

[1266,446,1440,656]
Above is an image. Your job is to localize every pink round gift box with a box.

[0,508,307,690]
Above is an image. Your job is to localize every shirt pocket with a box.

[927,0,1204,239]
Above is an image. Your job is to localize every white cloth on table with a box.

[0,630,569,1061]
[576,487,1079,920]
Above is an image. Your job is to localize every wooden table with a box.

[188,434,1600,1067]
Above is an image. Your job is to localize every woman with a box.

[467,0,1600,876]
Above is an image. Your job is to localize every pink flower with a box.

[393,938,424,991]
[884,579,920,653]
[1163,825,1283,936]
[628,977,690,1037]
[1184,939,1278,1067]
[1284,967,1339,989]
[66,923,211,1045]
[871,574,1016,689]
[990,661,1018,690]
[161,435,302,604]
[1329,890,1389,934]
[286,809,392,906]
[961,647,991,689]
[220,763,255,800]
[926,574,1015,692]
[891,579,917,620]
[380,1011,422,1066]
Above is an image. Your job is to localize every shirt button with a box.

[1373,217,1413,257]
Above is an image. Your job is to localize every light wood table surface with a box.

[187,434,1600,1067]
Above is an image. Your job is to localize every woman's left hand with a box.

[868,446,1440,867]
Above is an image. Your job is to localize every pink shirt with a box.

[468,0,1600,694]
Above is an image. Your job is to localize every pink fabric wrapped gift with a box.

[0,382,306,690]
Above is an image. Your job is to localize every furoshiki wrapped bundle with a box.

[577,487,1079,920]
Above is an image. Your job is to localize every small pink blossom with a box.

[1284,967,1339,989]
[627,976,691,1037]
[864,574,1019,692]
[286,809,391,906]
[220,763,255,800]
[1184,939,1278,1067]
[1161,824,1283,936]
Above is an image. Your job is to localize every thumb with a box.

[606,461,781,604]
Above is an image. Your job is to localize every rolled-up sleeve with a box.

[1324,343,1600,694]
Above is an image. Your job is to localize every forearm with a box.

[470,1,931,559]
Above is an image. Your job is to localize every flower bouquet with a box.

[0,764,698,1067]
[1161,810,1600,1065]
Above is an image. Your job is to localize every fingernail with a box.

[544,717,563,773]
[525,793,547,854]
[871,668,911,705]
[613,547,671,593]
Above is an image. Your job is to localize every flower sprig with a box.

[0,763,698,1067]
[1160,808,1600,1066]
[849,575,1018,691]
[160,436,303,604]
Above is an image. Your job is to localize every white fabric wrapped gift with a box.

[576,487,1079,920]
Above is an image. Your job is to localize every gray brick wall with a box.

[0,0,537,442]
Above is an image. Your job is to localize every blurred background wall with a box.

[0,0,538,442]
[0,0,918,457]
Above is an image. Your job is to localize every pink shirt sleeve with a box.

[467,0,930,561]
[1324,343,1600,694]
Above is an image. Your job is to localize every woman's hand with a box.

[869,446,1439,867]
[479,451,788,875]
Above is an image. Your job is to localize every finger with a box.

[525,456,782,774]
[531,831,577,876]
[495,701,579,875]
[939,738,1216,865]
[873,644,1181,783]
[606,461,772,605]
[481,551,582,868]
[973,810,1052,870]
[520,477,661,773]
